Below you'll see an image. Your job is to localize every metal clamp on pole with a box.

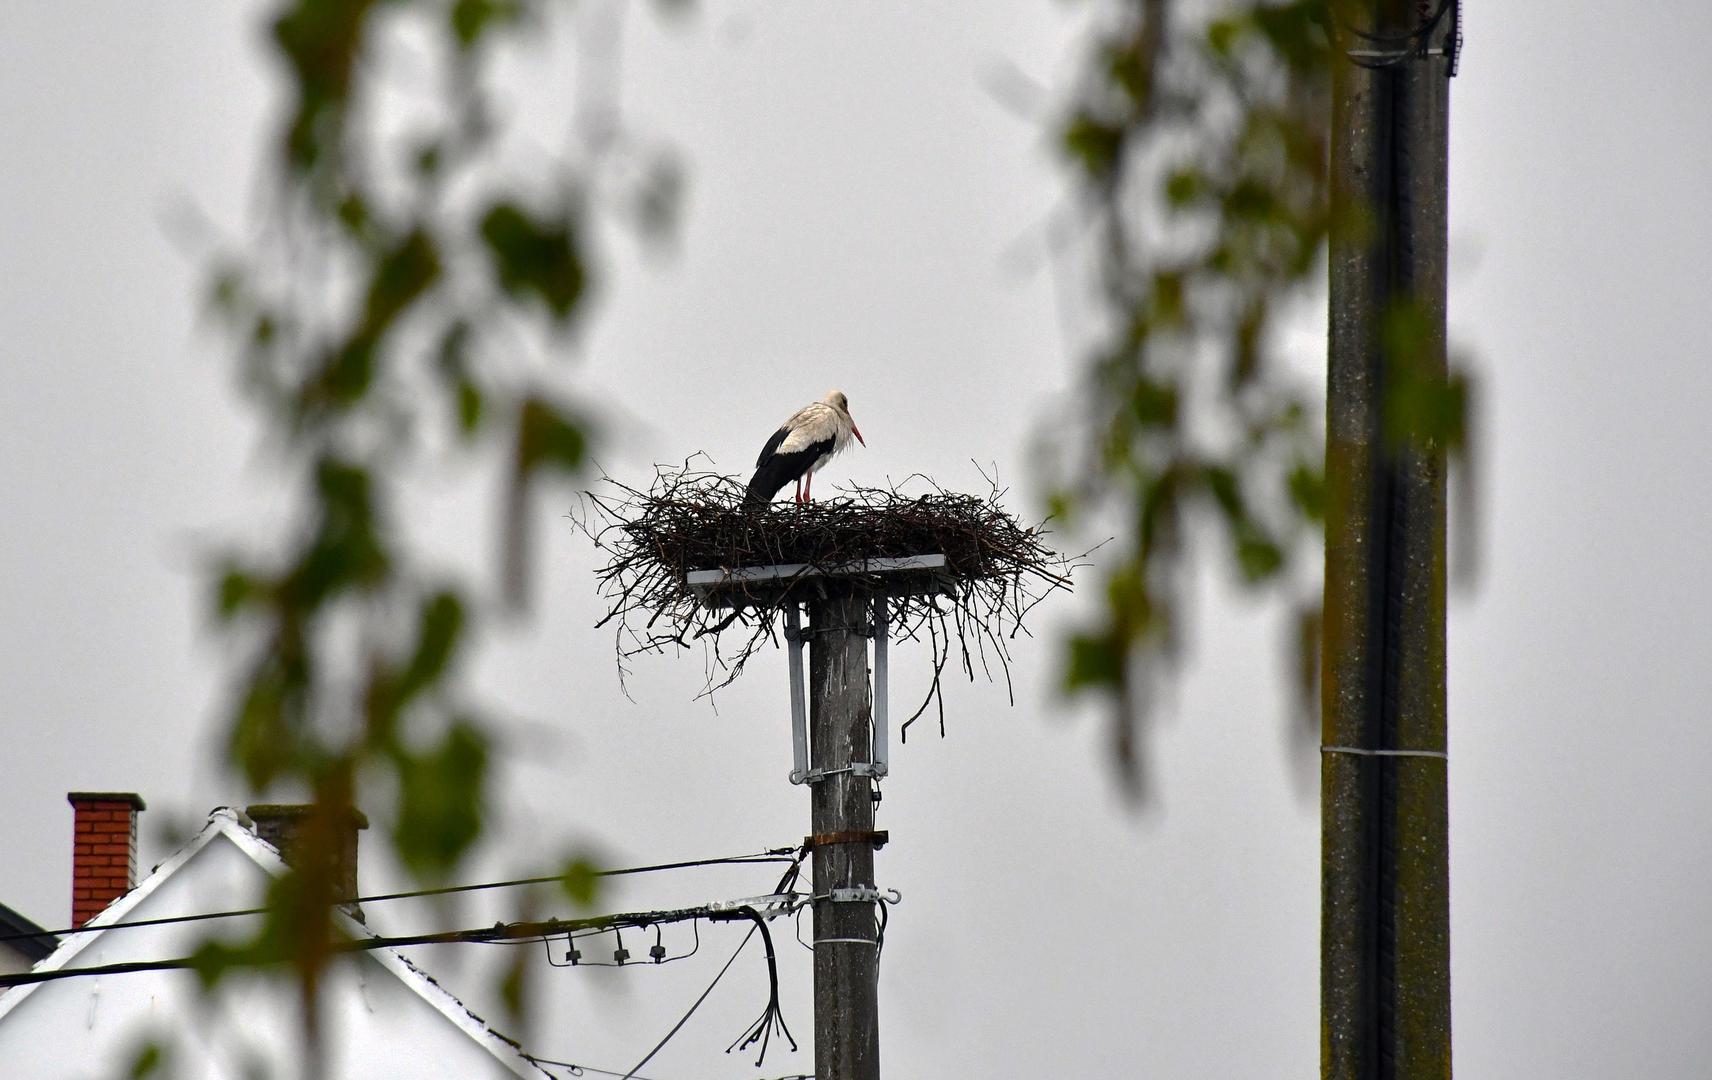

[814,886,903,906]
[798,762,885,785]
[803,830,889,852]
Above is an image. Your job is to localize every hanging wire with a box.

[614,849,808,1080]
[0,846,800,947]
[617,927,753,1079]
[874,899,889,964]
[538,919,703,969]
[716,907,797,1067]
[523,1055,677,1080]
[792,902,815,954]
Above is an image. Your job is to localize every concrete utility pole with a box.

[806,594,881,1080]
[1324,1,1455,1078]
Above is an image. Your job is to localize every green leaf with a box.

[393,720,488,877]
[1165,168,1207,206]
[128,1041,167,1079]
[287,458,389,608]
[215,564,261,619]
[1381,298,1432,365]
[559,858,601,906]
[336,193,370,235]
[1202,465,1242,521]
[451,0,523,49]
[1130,377,1178,428]
[1105,38,1153,106]
[1288,461,1325,521]
[1062,111,1124,179]
[1150,271,1185,325]
[480,202,586,322]
[362,229,441,332]
[270,2,368,172]
[435,321,485,436]
[399,591,465,701]
[457,380,484,435]
[1234,528,1284,582]
[516,397,587,476]
[1206,17,1241,56]
[1064,631,1125,692]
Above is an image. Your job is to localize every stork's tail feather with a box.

[743,455,808,510]
[742,482,775,509]
[744,463,792,508]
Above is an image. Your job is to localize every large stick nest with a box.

[572,460,1086,735]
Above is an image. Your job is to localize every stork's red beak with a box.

[852,423,865,447]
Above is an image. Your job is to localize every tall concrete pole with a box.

[807,594,881,1080]
[1324,2,1453,1077]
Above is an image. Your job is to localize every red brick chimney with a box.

[68,792,145,928]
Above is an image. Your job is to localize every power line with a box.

[0,846,799,947]
[0,895,800,989]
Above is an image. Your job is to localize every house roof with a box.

[0,808,552,1079]
[0,902,56,963]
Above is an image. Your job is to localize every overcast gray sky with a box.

[3,2,1711,1077]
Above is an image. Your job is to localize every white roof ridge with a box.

[0,807,552,1079]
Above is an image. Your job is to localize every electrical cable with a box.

[522,1055,678,1080]
[712,907,796,1067]
[538,918,702,968]
[874,897,888,963]
[0,895,792,988]
[618,928,755,1080]
[618,849,808,1079]
[0,846,799,947]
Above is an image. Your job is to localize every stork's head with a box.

[824,389,865,446]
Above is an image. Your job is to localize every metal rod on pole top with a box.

[872,599,889,778]
[786,604,810,784]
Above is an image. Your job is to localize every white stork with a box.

[745,389,866,506]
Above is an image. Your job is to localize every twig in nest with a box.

[569,457,1086,728]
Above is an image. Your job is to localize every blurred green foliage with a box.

[1053,0,1335,786]
[1053,0,1467,789]
[197,0,675,1063]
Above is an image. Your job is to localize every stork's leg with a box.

[805,470,814,502]
[793,476,803,503]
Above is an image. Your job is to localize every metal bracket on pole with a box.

[705,892,800,919]
[872,597,890,779]
[785,604,810,785]
[787,597,892,785]
[817,886,903,906]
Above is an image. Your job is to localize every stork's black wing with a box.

[755,425,790,468]
[745,430,834,506]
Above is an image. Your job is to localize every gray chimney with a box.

[245,804,369,918]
